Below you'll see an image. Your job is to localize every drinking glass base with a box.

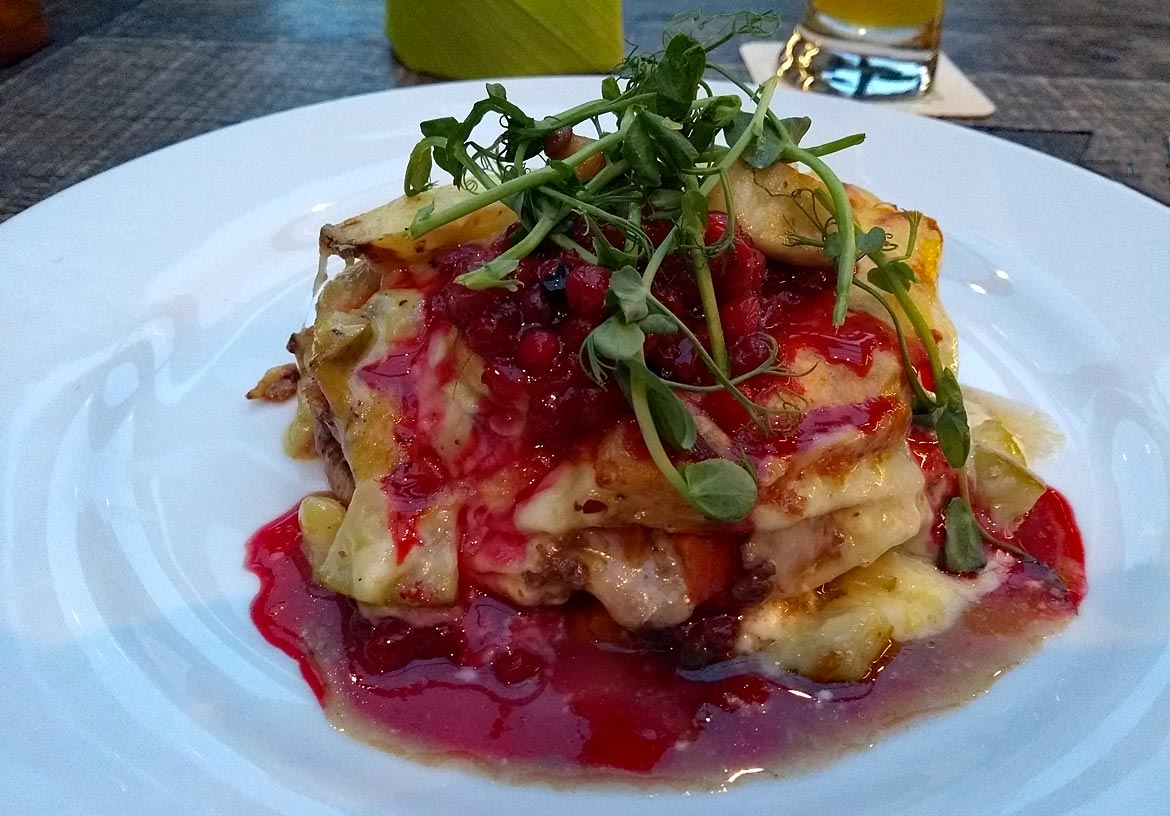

[779,25,938,100]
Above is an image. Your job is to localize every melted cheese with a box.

[576,530,693,629]
[740,550,1011,682]
[514,462,607,535]
[320,185,517,267]
[753,433,924,532]
[293,172,982,693]
[746,488,930,599]
[301,480,460,607]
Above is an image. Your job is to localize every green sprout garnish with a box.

[789,191,983,569]
[400,12,971,531]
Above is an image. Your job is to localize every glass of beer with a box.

[779,0,945,99]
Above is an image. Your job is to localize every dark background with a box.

[1,0,1167,220]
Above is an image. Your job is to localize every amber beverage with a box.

[779,0,945,99]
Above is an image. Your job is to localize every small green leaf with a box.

[777,116,811,145]
[593,231,640,270]
[747,125,785,168]
[721,111,748,142]
[623,115,662,186]
[934,365,963,405]
[868,258,916,293]
[636,363,697,451]
[404,138,441,197]
[417,81,536,183]
[545,160,577,183]
[605,266,649,322]
[689,95,742,153]
[419,116,460,139]
[854,225,888,257]
[590,317,645,361]
[681,458,757,521]
[456,258,521,290]
[421,113,479,183]
[889,259,915,285]
[646,190,683,213]
[723,112,784,169]
[941,496,987,573]
[642,111,699,169]
[587,217,640,269]
[505,189,528,220]
[601,75,621,101]
[638,314,679,335]
[418,117,464,178]
[821,229,850,262]
[645,33,706,120]
[709,96,744,121]
[932,369,970,468]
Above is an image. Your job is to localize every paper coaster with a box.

[740,41,996,119]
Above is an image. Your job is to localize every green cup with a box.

[387,0,624,79]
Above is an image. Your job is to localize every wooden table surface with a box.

[1,0,1167,222]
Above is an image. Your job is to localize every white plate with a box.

[2,77,1168,816]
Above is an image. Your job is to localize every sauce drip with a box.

[246,488,1084,786]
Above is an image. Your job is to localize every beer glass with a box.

[779,0,945,99]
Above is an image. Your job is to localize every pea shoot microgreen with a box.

[941,496,988,573]
[786,189,989,570]
[399,12,975,537]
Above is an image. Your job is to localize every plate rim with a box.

[2,74,1168,816]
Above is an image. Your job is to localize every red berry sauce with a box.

[247,214,1086,785]
[247,492,1083,785]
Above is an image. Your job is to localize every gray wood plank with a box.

[0,38,401,123]
[946,25,1170,81]
[0,0,144,83]
[97,0,388,45]
[0,111,223,220]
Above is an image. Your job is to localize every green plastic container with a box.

[386,0,624,79]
